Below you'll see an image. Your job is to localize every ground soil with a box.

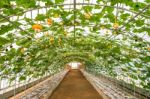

[49,69,103,99]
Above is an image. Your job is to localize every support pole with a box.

[73,0,76,46]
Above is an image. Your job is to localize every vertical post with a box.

[13,75,17,98]
[0,77,1,91]
[73,0,76,45]
[2,78,4,99]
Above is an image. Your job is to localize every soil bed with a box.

[49,69,103,99]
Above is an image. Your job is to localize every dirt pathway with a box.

[49,69,103,99]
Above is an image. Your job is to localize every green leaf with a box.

[55,0,64,4]
[0,36,9,45]
[0,24,14,35]
[19,75,26,81]
[135,19,144,27]
[16,38,30,46]
[120,13,130,20]
[35,14,46,21]
[0,0,10,8]
[16,0,36,8]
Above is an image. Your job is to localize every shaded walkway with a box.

[49,69,103,99]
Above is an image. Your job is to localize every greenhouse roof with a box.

[0,0,150,91]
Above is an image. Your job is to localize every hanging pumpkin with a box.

[20,48,25,53]
[84,12,92,19]
[113,23,119,29]
[32,24,42,32]
[113,16,119,29]
[50,36,54,44]
[64,31,68,36]
[113,30,120,35]
[58,37,62,46]
[54,13,59,18]
[47,18,53,25]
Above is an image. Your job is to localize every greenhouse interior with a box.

[0,0,150,99]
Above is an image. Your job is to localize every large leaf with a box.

[0,36,9,45]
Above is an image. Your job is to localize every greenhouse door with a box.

[70,62,79,69]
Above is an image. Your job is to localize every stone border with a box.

[81,70,138,99]
[0,75,52,99]
[39,70,68,99]
[8,70,68,99]
[89,71,150,99]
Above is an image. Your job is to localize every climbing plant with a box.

[0,0,150,91]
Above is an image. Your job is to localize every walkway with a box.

[49,69,103,99]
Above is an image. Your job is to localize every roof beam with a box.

[0,3,150,22]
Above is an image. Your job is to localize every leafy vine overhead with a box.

[0,0,150,90]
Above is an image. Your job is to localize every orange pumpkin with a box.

[113,23,119,29]
[32,24,42,32]
[47,19,53,25]
[113,16,119,29]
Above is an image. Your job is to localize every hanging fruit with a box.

[54,13,59,18]
[50,36,54,44]
[113,30,120,35]
[113,23,119,29]
[113,31,117,35]
[58,37,62,46]
[32,24,42,32]
[47,18,53,25]
[20,48,25,53]
[113,16,119,29]
[28,36,32,40]
[108,45,112,48]
[64,31,68,37]
[84,12,92,19]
